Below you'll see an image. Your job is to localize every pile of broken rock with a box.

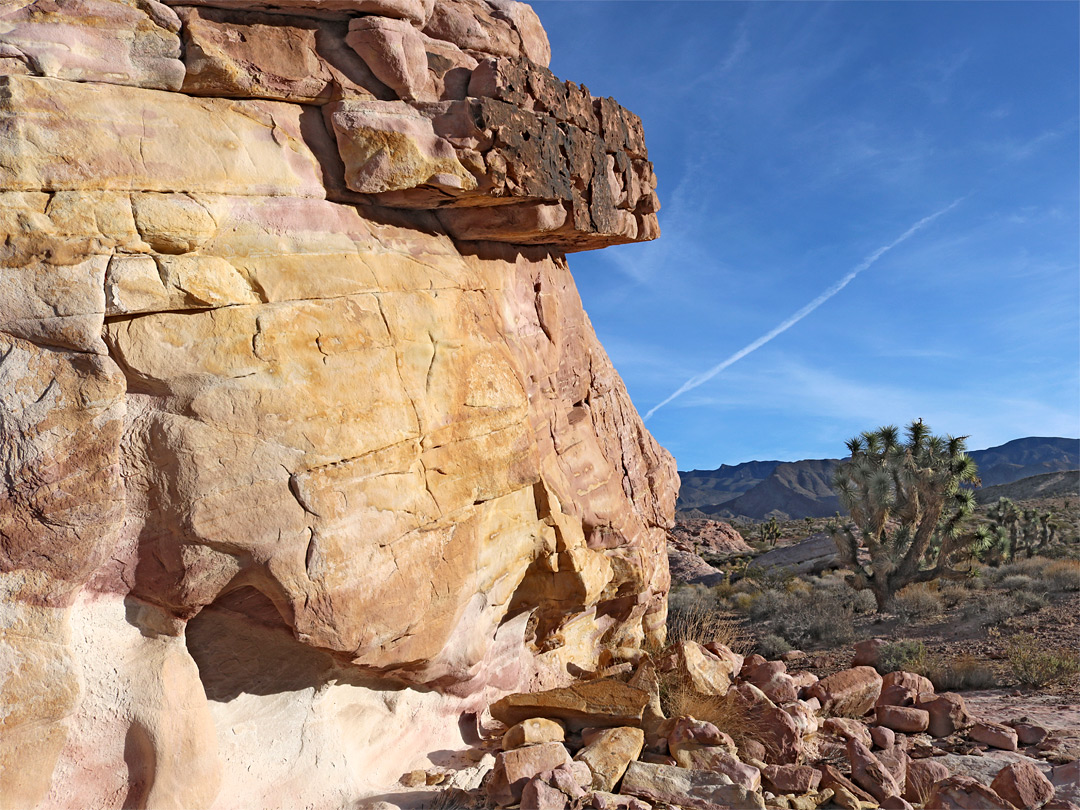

[407,641,1079,810]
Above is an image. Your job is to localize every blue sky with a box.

[532,1,1080,470]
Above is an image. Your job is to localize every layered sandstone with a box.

[0,3,674,809]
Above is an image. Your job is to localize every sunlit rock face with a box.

[0,2,675,807]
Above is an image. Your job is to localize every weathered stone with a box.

[853,638,887,668]
[589,792,653,810]
[881,796,916,810]
[488,743,574,808]
[490,679,650,732]
[521,776,569,810]
[731,683,802,765]
[178,6,392,104]
[574,726,643,792]
[824,717,875,749]
[667,716,734,752]
[805,667,882,718]
[871,725,896,750]
[819,764,878,807]
[970,722,1019,752]
[0,0,184,90]
[990,761,1055,810]
[762,764,821,794]
[1014,723,1050,746]
[917,693,973,738]
[848,738,902,802]
[925,775,1015,809]
[878,671,935,708]
[0,75,329,196]
[905,758,951,806]
[742,659,799,704]
[678,640,736,696]
[670,745,761,792]
[620,761,766,810]
[783,700,820,738]
[877,705,931,733]
[504,718,566,750]
[346,16,435,101]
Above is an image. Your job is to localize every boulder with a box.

[806,667,883,718]
[521,778,569,810]
[904,758,951,805]
[970,722,1019,752]
[488,743,574,808]
[574,726,644,792]
[670,745,761,792]
[871,726,896,750]
[925,775,1015,809]
[741,659,799,704]
[990,761,1055,810]
[853,639,887,668]
[762,764,822,794]
[619,761,766,810]
[877,705,931,733]
[824,717,875,749]
[678,640,738,696]
[847,738,903,802]
[917,692,973,738]
[1014,723,1050,746]
[504,718,567,750]
[490,680,650,733]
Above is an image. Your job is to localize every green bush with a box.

[756,633,793,660]
[876,640,927,674]
[1006,634,1080,687]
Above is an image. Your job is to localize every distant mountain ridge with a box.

[678,436,1079,521]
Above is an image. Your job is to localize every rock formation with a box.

[0,2,675,808]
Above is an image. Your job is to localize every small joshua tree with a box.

[829,419,981,611]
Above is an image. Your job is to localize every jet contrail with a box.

[644,199,963,421]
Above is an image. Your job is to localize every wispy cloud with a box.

[644,199,964,420]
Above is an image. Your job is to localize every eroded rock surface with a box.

[0,3,674,808]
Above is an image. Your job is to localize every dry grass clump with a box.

[662,683,770,756]
[666,589,749,654]
[1045,559,1080,591]
[1006,633,1080,687]
[938,583,969,608]
[893,583,944,622]
[925,654,997,691]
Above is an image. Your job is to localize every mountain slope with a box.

[969,437,1079,487]
[678,436,1079,521]
[974,470,1079,504]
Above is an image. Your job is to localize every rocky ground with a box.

[366,638,1078,809]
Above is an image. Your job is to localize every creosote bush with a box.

[1006,634,1080,687]
[893,582,944,623]
[755,633,793,660]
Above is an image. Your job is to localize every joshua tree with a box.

[759,515,782,547]
[829,419,981,610]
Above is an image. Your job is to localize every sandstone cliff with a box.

[0,2,676,807]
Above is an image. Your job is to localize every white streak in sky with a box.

[644,199,963,421]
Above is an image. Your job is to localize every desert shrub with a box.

[851,589,879,615]
[1045,559,1080,592]
[756,633,793,660]
[999,574,1039,592]
[668,584,715,615]
[748,590,787,622]
[1006,634,1080,687]
[894,583,944,623]
[994,557,1054,580]
[772,590,855,649]
[731,592,758,614]
[1013,591,1049,613]
[785,577,813,597]
[876,640,927,674]
[926,654,997,691]
[962,593,1022,626]
[939,583,969,608]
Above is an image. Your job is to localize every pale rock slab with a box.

[0,0,184,90]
